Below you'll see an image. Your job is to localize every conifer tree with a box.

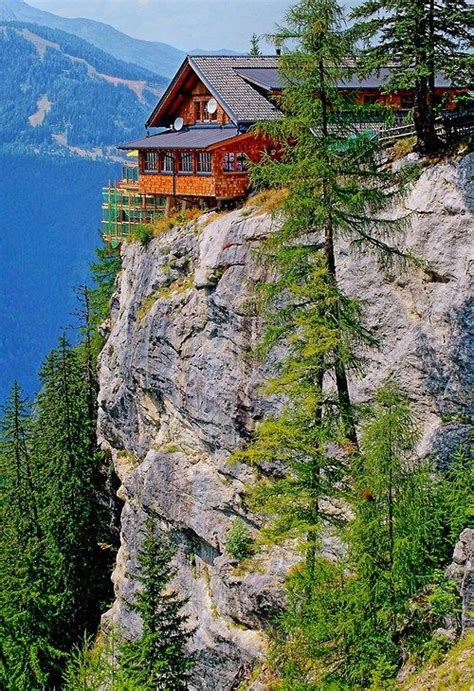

[249,32,262,56]
[270,383,471,688]
[117,521,193,690]
[0,383,61,688]
[238,0,413,568]
[33,336,110,656]
[351,0,473,152]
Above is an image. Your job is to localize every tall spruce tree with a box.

[236,0,414,569]
[351,0,473,153]
[0,384,61,688]
[117,521,193,690]
[33,336,111,659]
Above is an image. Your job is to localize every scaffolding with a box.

[102,165,165,245]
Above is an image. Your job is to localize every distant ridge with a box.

[0,0,183,78]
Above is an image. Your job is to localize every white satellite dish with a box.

[173,117,184,131]
[207,98,218,115]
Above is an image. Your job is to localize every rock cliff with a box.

[97,153,473,689]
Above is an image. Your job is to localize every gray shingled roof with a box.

[189,56,282,125]
[119,126,240,150]
[236,67,283,91]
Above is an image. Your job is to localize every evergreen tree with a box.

[351,0,473,153]
[33,336,111,658]
[117,521,193,690]
[270,383,471,688]
[249,32,262,56]
[0,384,61,688]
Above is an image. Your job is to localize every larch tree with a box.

[351,0,473,153]
[236,0,414,570]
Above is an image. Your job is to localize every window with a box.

[179,152,193,173]
[194,99,218,122]
[223,152,234,172]
[161,152,174,173]
[197,152,212,173]
[223,152,247,173]
[224,152,247,172]
[401,94,415,109]
[144,152,159,172]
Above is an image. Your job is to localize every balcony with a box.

[102,183,165,245]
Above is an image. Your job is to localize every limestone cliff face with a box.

[97,154,473,690]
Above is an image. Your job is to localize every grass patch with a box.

[401,630,474,690]
[246,187,288,215]
[137,274,194,320]
[390,136,417,160]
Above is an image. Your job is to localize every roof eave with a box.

[187,56,240,127]
[145,56,191,128]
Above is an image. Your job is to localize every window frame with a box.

[143,151,159,173]
[161,152,174,174]
[197,151,212,175]
[178,152,194,174]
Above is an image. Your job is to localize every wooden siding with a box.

[178,81,231,126]
[139,171,216,198]
[138,133,274,202]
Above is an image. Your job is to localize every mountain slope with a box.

[0,22,164,152]
[0,0,184,77]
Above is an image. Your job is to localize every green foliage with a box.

[0,284,116,686]
[270,383,472,688]
[249,33,262,56]
[116,521,194,690]
[0,383,63,689]
[130,223,155,246]
[226,519,254,562]
[351,0,473,152]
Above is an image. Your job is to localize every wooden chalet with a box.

[118,56,281,218]
[102,55,464,242]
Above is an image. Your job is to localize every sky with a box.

[27,0,296,52]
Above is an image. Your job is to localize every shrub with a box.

[131,223,154,245]
[226,519,254,562]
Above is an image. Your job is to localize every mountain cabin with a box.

[102,55,462,244]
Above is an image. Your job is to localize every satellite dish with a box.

[173,117,184,131]
[207,98,218,115]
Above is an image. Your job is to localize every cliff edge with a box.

[97,154,473,689]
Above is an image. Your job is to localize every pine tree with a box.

[0,384,62,688]
[237,0,414,569]
[249,32,262,56]
[117,521,193,690]
[351,0,473,153]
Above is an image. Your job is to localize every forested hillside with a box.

[0,0,185,77]
[0,22,165,152]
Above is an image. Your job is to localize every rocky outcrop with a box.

[447,528,474,633]
[97,154,473,689]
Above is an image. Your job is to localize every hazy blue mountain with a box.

[0,20,156,399]
[0,21,166,152]
[0,0,184,77]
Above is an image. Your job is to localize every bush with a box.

[226,518,254,562]
[131,224,154,245]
